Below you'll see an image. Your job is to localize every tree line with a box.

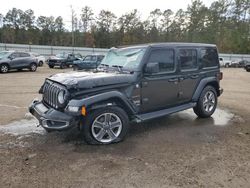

[0,0,249,54]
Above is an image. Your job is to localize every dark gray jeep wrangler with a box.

[29,43,223,144]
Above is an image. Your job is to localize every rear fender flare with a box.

[192,77,219,102]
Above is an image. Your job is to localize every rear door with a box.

[19,52,31,67]
[177,48,201,103]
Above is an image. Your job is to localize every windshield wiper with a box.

[100,63,109,67]
[112,65,123,72]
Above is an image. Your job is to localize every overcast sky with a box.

[0,0,215,27]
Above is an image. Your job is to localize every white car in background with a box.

[29,52,46,66]
[219,58,232,68]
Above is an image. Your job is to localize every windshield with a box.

[56,53,67,58]
[101,47,146,70]
[0,52,11,58]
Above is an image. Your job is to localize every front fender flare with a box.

[67,91,137,114]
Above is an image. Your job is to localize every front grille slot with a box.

[42,80,65,109]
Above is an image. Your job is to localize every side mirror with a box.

[144,62,160,74]
[9,56,15,60]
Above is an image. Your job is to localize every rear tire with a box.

[193,86,217,118]
[80,106,130,145]
[0,64,9,73]
[49,65,54,68]
[38,61,43,66]
[30,63,37,72]
[73,65,79,71]
[60,63,66,69]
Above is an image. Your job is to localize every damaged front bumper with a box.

[29,100,77,131]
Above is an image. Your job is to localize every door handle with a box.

[179,77,185,81]
[190,75,199,79]
[168,78,178,82]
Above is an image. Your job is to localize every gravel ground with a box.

[0,67,250,188]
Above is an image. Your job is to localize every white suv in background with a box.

[29,53,46,66]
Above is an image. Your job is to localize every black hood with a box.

[48,71,136,89]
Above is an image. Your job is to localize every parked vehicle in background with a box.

[231,59,249,68]
[47,53,82,69]
[230,60,241,68]
[73,55,105,70]
[244,61,250,72]
[219,58,224,67]
[224,60,232,68]
[29,43,223,145]
[0,51,38,73]
[29,52,46,66]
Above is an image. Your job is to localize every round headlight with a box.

[58,90,66,104]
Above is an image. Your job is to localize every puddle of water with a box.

[0,118,45,136]
[0,108,235,140]
[176,108,235,126]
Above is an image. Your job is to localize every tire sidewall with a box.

[81,106,130,145]
[30,63,37,72]
[0,64,9,73]
[195,86,218,118]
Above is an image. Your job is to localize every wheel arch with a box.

[88,97,135,118]
[68,91,137,118]
[192,77,220,102]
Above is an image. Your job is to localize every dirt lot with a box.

[0,67,250,188]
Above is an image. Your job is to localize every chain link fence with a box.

[0,43,108,57]
[0,43,249,61]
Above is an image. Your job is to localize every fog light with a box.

[67,106,79,112]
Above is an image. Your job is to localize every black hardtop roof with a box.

[119,42,217,49]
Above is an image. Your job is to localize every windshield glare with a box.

[0,52,11,58]
[101,47,146,69]
[56,53,66,58]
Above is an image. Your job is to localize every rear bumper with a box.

[29,100,77,131]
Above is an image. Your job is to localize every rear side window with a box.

[20,53,30,57]
[201,48,219,68]
[179,49,197,70]
[148,49,175,72]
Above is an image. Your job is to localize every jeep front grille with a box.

[42,80,65,109]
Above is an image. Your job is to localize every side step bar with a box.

[135,102,197,122]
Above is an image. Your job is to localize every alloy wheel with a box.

[1,65,8,73]
[91,113,122,143]
[203,91,215,112]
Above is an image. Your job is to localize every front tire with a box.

[81,106,130,145]
[0,64,9,73]
[49,65,54,68]
[193,86,217,118]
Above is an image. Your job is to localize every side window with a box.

[179,49,197,70]
[11,53,20,59]
[91,56,97,62]
[201,48,219,68]
[84,56,91,61]
[20,53,30,57]
[148,49,175,73]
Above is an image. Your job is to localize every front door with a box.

[140,48,179,113]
